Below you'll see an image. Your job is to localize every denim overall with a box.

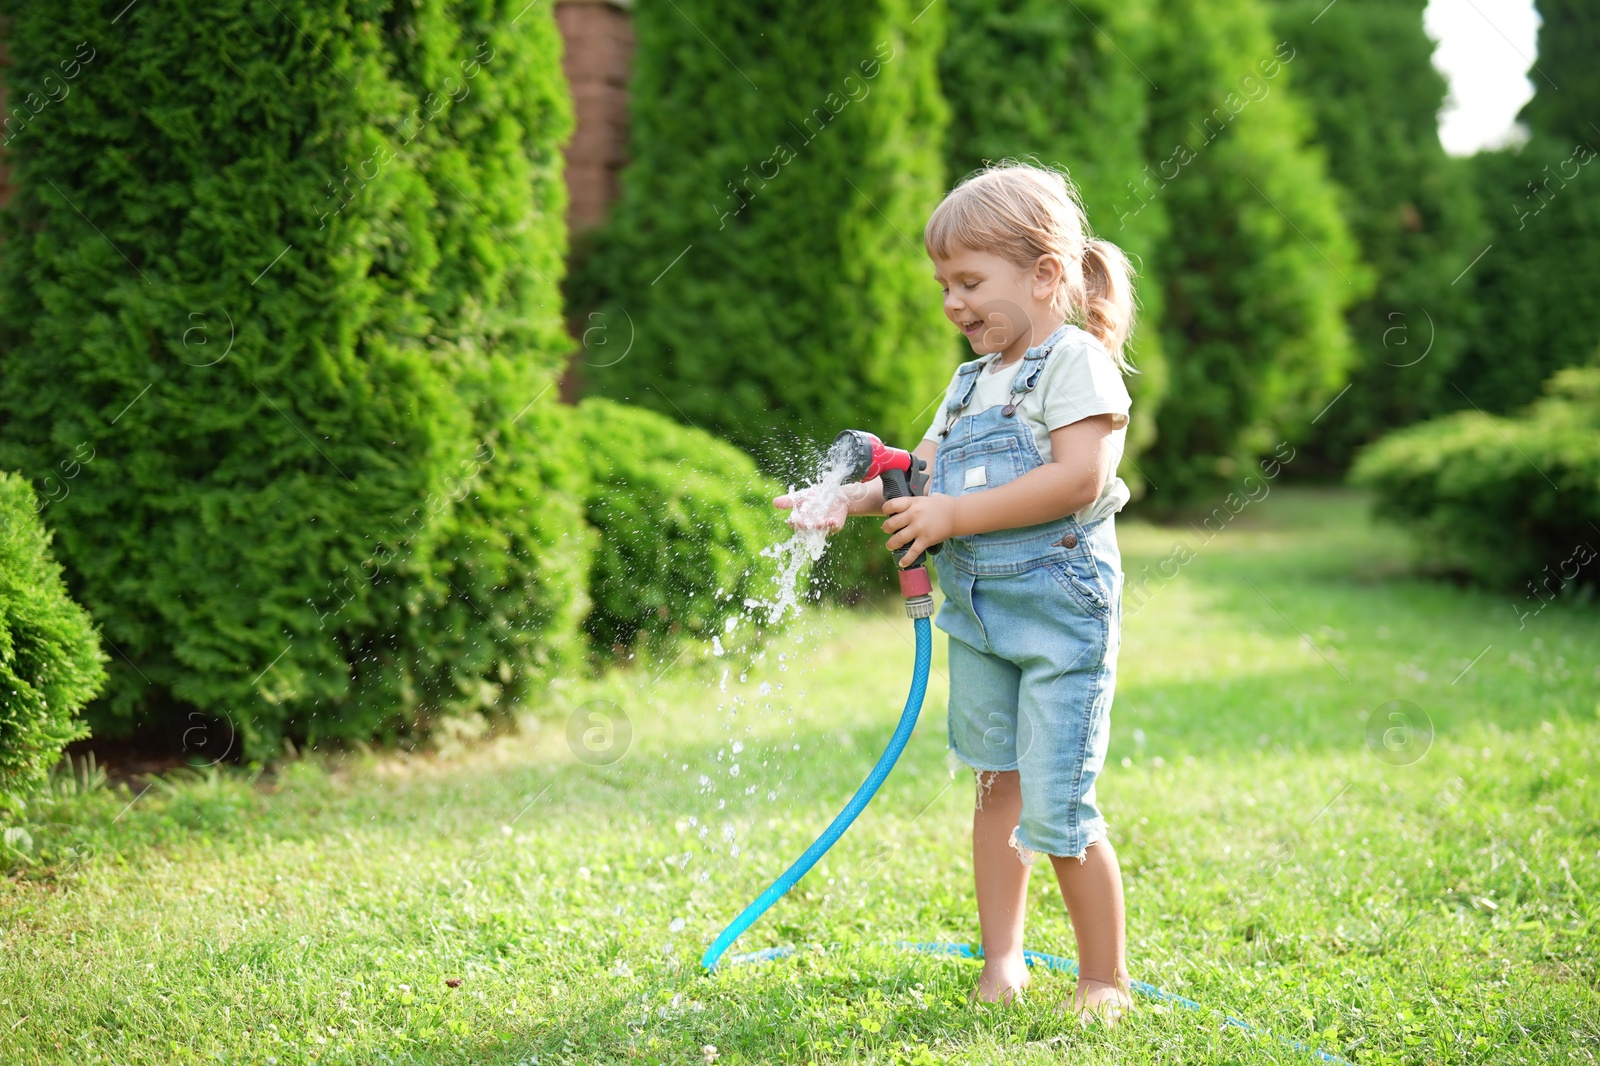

[930,322,1124,863]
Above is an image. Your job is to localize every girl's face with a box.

[930,246,1063,362]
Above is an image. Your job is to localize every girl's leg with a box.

[1049,839,1132,1019]
[973,769,1032,1002]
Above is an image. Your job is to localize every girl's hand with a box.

[882,493,961,566]
[774,487,849,532]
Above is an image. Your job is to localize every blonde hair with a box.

[924,161,1139,373]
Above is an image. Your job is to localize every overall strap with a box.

[937,359,987,439]
[938,322,1079,436]
[1008,321,1076,396]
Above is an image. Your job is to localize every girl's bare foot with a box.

[970,958,1031,1004]
[1060,977,1132,1026]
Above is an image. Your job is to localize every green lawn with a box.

[3,488,1597,1064]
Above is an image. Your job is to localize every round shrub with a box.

[1351,366,1600,593]
[574,399,792,654]
[0,472,106,815]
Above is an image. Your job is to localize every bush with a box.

[1351,366,1600,594]
[568,0,951,597]
[1134,0,1366,503]
[941,0,1169,498]
[1269,0,1487,468]
[0,472,106,816]
[0,0,589,759]
[574,399,791,654]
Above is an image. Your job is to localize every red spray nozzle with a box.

[829,429,912,484]
[829,429,941,589]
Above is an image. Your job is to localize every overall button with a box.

[1056,533,1078,549]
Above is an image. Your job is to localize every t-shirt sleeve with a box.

[921,369,960,442]
[1041,334,1132,431]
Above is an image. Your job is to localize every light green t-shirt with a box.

[921,326,1133,524]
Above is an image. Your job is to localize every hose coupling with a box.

[898,565,935,619]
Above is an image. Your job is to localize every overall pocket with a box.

[1045,554,1110,617]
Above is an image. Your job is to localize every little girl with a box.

[777,162,1138,1022]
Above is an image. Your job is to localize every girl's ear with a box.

[1031,254,1065,302]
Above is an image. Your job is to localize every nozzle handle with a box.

[881,456,941,567]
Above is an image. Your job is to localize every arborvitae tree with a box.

[1455,0,1600,412]
[1134,0,1366,502]
[941,0,1169,498]
[568,1,951,595]
[1515,0,1600,147]
[1270,0,1487,468]
[0,1,591,759]
[573,1,950,466]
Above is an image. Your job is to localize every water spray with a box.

[700,431,937,970]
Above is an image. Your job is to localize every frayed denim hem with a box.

[945,747,1018,815]
[1011,820,1110,866]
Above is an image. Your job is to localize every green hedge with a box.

[1351,366,1600,593]
[568,0,951,597]
[0,0,589,760]
[0,472,105,815]
[1269,0,1487,467]
[1135,0,1366,502]
[574,399,790,654]
[941,0,1168,499]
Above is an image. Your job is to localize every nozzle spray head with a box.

[829,430,912,485]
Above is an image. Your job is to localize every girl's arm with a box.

[881,415,1117,563]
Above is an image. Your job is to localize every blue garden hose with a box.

[701,615,933,971]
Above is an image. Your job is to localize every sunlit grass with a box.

[2,488,1596,1064]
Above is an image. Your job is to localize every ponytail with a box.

[1080,238,1138,373]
